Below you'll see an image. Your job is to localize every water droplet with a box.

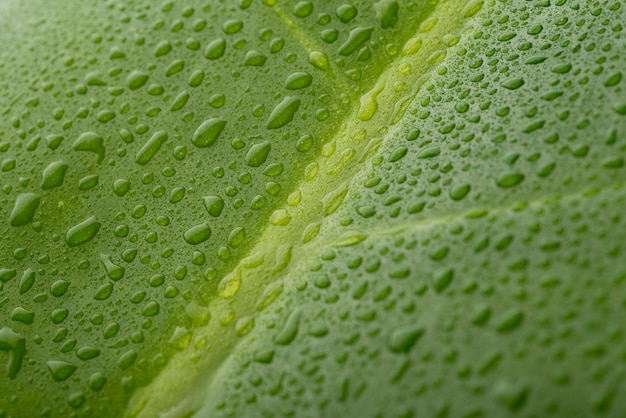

[46,134,64,150]
[294,1,313,17]
[73,132,105,162]
[66,216,101,247]
[168,327,192,350]
[94,282,114,300]
[496,173,525,188]
[51,309,68,324]
[183,223,212,245]
[50,280,70,297]
[166,59,185,77]
[135,131,169,166]
[269,209,291,226]
[245,141,271,167]
[126,71,149,90]
[189,70,205,87]
[336,4,357,23]
[374,0,399,28]
[308,51,332,74]
[223,19,243,34]
[218,269,242,298]
[47,360,76,382]
[388,146,408,162]
[17,269,35,295]
[89,372,107,391]
[417,146,440,159]
[154,41,172,57]
[192,118,227,147]
[332,230,368,247]
[501,78,525,90]
[387,324,424,353]
[274,309,302,345]
[205,38,226,59]
[493,379,530,411]
[255,280,284,311]
[203,195,225,217]
[285,72,313,90]
[462,0,484,18]
[0,327,26,379]
[170,91,189,112]
[113,179,131,196]
[432,269,455,292]
[322,182,349,216]
[244,50,267,66]
[266,97,301,130]
[76,346,100,361]
[338,27,373,56]
[228,227,246,248]
[41,161,68,190]
[79,175,99,190]
[495,309,524,333]
[9,193,40,227]
[117,349,138,369]
[450,184,470,201]
[605,72,623,87]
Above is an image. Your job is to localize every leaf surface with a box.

[1,0,625,417]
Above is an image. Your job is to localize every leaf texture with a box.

[0,0,625,417]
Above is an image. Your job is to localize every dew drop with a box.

[65,216,101,247]
[0,327,26,379]
[496,173,525,188]
[183,223,212,245]
[501,78,525,90]
[203,195,225,217]
[41,161,69,190]
[135,131,169,166]
[18,269,35,295]
[245,141,271,167]
[192,118,227,147]
[387,324,424,353]
[274,309,302,345]
[338,27,373,56]
[285,72,313,90]
[266,97,301,130]
[218,269,242,299]
[9,193,41,227]
[205,38,226,59]
[374,0,399,28]
[47,360,77,382]
[126,71,149,90]
[72,132,105,162]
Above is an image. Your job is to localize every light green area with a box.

[1,1,625,418]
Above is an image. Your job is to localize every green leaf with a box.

[1,0,625,417]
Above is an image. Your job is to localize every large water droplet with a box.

[9,193,40,227]
[183,223,212,245]
[192,118,227,147]
[66,216,101,247]
[266,97,300,130]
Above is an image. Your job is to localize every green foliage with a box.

[1,0,625,417]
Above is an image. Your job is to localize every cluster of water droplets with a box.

[0,0,442,416]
